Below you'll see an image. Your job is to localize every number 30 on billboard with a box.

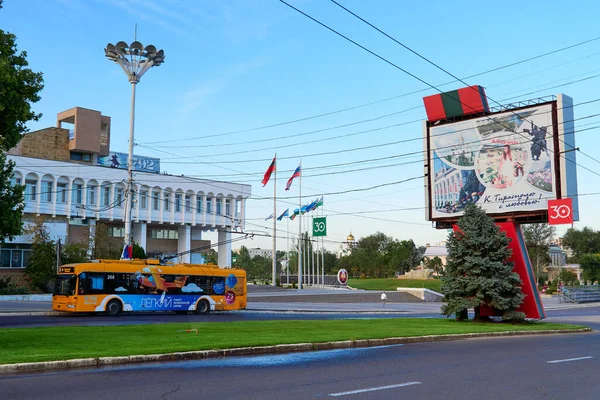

[548,198,573,225]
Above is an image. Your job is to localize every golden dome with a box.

[346,232,355,242]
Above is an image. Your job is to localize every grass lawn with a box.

[0,319,583,365]
[349,278,442,292]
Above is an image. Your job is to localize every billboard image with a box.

[96,151,160,174]
[429,103,556,219]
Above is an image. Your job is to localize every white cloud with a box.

[181,283,203,293]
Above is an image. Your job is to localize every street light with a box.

[104,39,165,256]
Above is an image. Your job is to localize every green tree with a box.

[441,204,525,322]
[132,241,146,259]
[424,256,444,276]
[558,269,578,286]
[562,227,600,263]
[60,242,88,265]
[579,254,600,284]
[234,246,252,270]
[23,217,56,292]
[0,4,44,243]
[91,223,120,259]
[522,223,555,283]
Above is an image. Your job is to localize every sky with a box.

[3,0,600,254]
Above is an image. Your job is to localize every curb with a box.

[0,328,591,375]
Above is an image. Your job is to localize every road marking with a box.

[328,382,421,396]
[547,356,594,364]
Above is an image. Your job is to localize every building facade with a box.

[2,107,251,284]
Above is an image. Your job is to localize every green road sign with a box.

[313,217,327,237]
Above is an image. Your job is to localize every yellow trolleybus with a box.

[52,259,246,315]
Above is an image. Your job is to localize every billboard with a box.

[96,151,160,174]
[424,95,578,226]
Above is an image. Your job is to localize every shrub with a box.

[0,277,29,295]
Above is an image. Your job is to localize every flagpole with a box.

[298,160,303,290]
[286,216,290,286]
[272,153,277,287]
[321,197,325,288]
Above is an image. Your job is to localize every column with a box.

[52,180,58,217]
[135,185,140,223]
[202,195,207,226]
[66,180,73,220]
[82,182,87,220]
[211,197,217,227]
[88,219,96,259]
[217,229,232,269]
[35,178,41,216]
[240,197,245,230]
[109,183,115,221]
[177,224,191,263]
[132,222,147,253]
[159,189,164,224]
[192,194,197,226]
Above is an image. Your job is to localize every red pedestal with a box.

[496,222,545,319]
[452,222,546,320]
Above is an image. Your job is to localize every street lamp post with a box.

[104,40,165,257]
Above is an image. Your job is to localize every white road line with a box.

[328,382,421,397]
[547,356,594,364]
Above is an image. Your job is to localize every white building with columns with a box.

[2,107,250,284]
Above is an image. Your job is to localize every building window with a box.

[107,227,125,237]
[43,181,53,203]
[175,194,182,212]
[0,245,32,268]
[72,184,83,204]
[235,199,241,217]
[196,196,203,214]
[102,186,111,207]
[149,229,179,239]
[70,152,92,162]
[57,182,68,203]
[140,191,148,209]
[152,191,159,210]
[88,185,97,205]
[225,200,231,217]
[164,193,170,211]
[185,195,191,213]
[10,177,22,186]
[25,179,37,201]
[116,188,124,207]
[206,197,212,215]
[216,199,222,216]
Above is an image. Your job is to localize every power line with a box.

[140,30,600,145]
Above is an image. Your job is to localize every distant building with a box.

[422,242,448,266]
[247,248,272,259]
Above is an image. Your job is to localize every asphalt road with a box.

[2,329,599,399]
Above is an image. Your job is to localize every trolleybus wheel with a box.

[106,299,122,316]
[196,299,210,314]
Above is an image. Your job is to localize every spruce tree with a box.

[441,204,525,322]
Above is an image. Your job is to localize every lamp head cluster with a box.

[105,41,165,83]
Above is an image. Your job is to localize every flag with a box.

[316,196,324,207]
[306,199,318,213]
[121,244,133,260]
[265,213,274,221]
[290,208,300,220]
[285,165,301,191]
[261,156,276,186]
[277,209,289,221]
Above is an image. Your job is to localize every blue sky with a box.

[3,0,600,252]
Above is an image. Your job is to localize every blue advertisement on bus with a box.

[121,293,203,311]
